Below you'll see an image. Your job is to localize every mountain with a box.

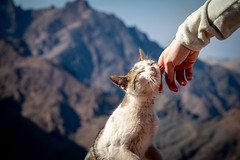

[0,38,87,159]
[0,37,124,152]
[1,0,240,160]
[205,58,240,74]
[156,107,240,160]
[0,0,31,38]
[15,0,162,93]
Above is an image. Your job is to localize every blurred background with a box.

[1,0,240,160]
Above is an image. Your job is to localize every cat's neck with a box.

[120,93,157,109]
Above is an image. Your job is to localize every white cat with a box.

[85,49,163,160]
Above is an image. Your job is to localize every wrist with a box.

[175,36,201,52]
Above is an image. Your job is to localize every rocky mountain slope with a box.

[205,58,240,74]
[0,39,87,159]
[1,0,240,159]
[156,107,240,160]
[8,0,162,93]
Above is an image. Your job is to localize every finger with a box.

[165,73,178,92]
[185,67,193,81]
[159,82,163,93]
[160,66,164,75]
[176,70,187,86]
[165,62,175,83]
[159,67,164,93]
[165,62,178,92]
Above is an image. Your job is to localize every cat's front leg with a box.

[144,145,163,160]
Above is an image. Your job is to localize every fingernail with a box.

[180,81,187,86]
[172,87,178,92]
[187,75,193,81]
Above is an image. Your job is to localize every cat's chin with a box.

[150,71,159,77]
[148,67,160,78]
[128,86,159,97]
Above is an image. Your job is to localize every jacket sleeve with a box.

[176,0,240,51]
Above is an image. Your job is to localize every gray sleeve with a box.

[176,0,240,51]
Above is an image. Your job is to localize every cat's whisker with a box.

[149,80,158,92]
[147,76,156,91]
[149,82,155,91]
[149,77,160,89]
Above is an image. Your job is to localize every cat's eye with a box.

[150,62,154,66]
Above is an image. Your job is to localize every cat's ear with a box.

[109,75,128,91]
[139,48,147,61]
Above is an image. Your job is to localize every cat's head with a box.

[109,49,162,96]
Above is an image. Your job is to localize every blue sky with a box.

[14,0,240,60]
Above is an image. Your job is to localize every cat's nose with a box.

[150,67,156,72]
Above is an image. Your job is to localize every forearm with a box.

[176,0,240,51]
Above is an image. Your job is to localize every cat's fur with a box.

[85,49,163,160]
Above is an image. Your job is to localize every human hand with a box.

[158,38,199,92]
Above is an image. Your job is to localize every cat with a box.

[85,49,163,160]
